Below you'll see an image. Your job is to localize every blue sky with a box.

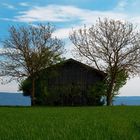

[0,0,140,95]
[1,0,140,40]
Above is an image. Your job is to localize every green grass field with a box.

[0,106,140,140]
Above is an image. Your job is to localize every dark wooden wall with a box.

[48,60,103,87]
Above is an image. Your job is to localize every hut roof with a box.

[48,58,106,77]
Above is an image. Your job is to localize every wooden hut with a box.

[36,58,106,106]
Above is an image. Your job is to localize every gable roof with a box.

[49,58,106,77]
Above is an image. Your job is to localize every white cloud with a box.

[14,4,128,39]
[115,0,128,11]
[0,81,19,93]
[19,2,30,7]
[2,3,15,9]
[14,5,126,23]
[53,28,71,39]
[130,16,140,24]
[15,5,73,22]
[0,17,17,22]
[53,25,82,39]
[120,77,140,96]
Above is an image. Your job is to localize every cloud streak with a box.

[14,5,126,23]
[12,4,128,39]
[2,3,16,9]
[114,0,128,11]
[19,2,30,7]
[1,3,140,39]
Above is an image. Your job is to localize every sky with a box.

[0,0,140,96]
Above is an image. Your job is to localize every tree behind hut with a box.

[0,24,64,105]
[70,18,140,106]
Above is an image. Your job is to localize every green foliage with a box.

[35,80,49,105]
[88,81,106,96]
[20,77,104,106]
[19,79,32,96]
[88,81,106,105]
[113,69,128,95]
[105,69,128,97]
[51,84,83,106]
[0,107,140,140]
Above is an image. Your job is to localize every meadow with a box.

[0,106,140,140]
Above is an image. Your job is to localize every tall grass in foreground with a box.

[0,106,140,140]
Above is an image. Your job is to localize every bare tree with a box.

[70,18,140,106]
[0,24,64,105]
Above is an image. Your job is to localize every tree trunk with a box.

[106,94,112,106]
[106,79,115,106]
[31,78,35,106]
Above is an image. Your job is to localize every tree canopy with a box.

[0,24,65,105]
[70,18,140,105]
